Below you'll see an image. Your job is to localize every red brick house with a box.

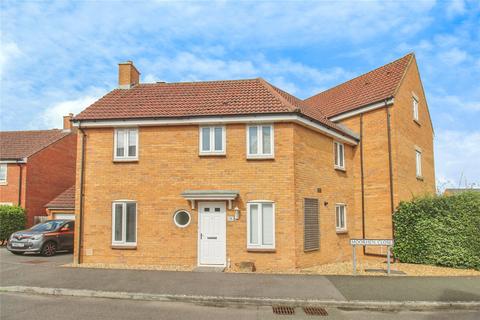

[45,185,75,220]
[0,116,77,226]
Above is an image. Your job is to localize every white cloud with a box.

[0,40,22,77]
[438,48,469,66]
[435,129,480,190]
[446,0,466,18]
[37,89,105,129]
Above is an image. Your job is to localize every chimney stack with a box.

[118,61,140,89]
[63,113,74,131]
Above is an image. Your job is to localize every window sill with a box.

[413,119,421,126]
[199,152,226,157]
[0,182,7,186]
[111,245,137,250]
[334,166,346,172]
[336,229,348,234]
[113,158,139,163]
[247,155,275,160]
[416,176,424,181]
[247,248,276,253]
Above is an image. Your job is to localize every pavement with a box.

[1,248,480,312]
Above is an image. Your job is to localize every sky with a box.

[0,0,479,190]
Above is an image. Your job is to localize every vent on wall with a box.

[304,198,320,251]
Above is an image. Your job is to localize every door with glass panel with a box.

[198,202,226,266]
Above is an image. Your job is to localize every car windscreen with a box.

[30,221,64,232]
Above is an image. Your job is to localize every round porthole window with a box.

[174,210,191,228]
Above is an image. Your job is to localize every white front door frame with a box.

[197,201,227,267]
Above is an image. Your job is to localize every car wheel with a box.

[41,241,57,257]
[11,251,24,255]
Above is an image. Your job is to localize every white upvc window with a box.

[335,204,347,232]
[199,126,226,155]
[112,201,137,246]
[247,201,275,249]
[413,96,419,121]
[334,141,345,170]
[114,128,138,161]
[415,149,422,178]
[246,124,274,159]
[0,164,7,185]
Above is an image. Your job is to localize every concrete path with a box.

[1,248,479,305]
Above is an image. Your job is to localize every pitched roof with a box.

[0,129,71,160]
[45,185,75,209]
[304,53,414,118]
[74,78,354,139]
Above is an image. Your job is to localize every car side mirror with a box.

[60,227,70,232]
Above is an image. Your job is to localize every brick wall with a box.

[25,133,77,225]
[0,163,27,206]
[293,124,357,268]
[75,124,296,271]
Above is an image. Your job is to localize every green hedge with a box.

[0,205,26,244]
[393,191,480,270]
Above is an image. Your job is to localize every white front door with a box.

[198,202,226,266]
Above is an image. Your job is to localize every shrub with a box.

[0,205,26,244]
[393,191,480,270]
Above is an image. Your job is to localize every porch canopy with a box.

[181,190,239,209]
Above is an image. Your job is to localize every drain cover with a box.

[272,305,295,315]
[303,306,328,316]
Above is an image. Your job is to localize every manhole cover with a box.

[303,306,328,316]
[272,305,295,315]
[24,260,48,264]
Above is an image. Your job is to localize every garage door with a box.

[53,213,75,220]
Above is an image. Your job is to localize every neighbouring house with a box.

[72,53,435,271]
[0,115,77,226]
[45,185,75,220]
[444,188,480,195]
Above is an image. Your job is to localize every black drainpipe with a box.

[17,162,23,206]
[77,125,87,265]
[360,114,366,256]
[386,100,395,239]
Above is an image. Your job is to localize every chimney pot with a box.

[118,61,140,89]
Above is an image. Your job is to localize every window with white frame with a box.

[335,204,347,232]
[114,128,138,160]
[0,164,7,184]
[416,149,422,178]
[112,201,137,246]
[334,141,345,169]
[247,124,274,158]
[247,201,275,249]
[199,126,225,155]
[413,96,419,121]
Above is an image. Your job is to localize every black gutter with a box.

[77,126,87,265]
[17,162,23,206]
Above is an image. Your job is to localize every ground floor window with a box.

[247,201,275,249]
[335,204,347,233]
[112,201,137,246]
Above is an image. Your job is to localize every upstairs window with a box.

[199,126,226,155]
[112,201,137,246]
[334,141,345,170]
[0,164,7,184]
[335,204,347,232]
[413,96,419,121]
[247,124,274,158]
[114,128,138,161]
[247,201,275,250]
[416,149,422,178]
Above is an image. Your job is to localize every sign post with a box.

[349,239,394,275]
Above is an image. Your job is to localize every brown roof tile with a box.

[0,129,71,160]
[74,78,355,139]
[45,185,75,209]
[304,53,413,117]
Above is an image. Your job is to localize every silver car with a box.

[7,220,75,256]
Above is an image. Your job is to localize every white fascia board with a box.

[330,98,394,122]
[0,158,27,164]
[73,114,358,145]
